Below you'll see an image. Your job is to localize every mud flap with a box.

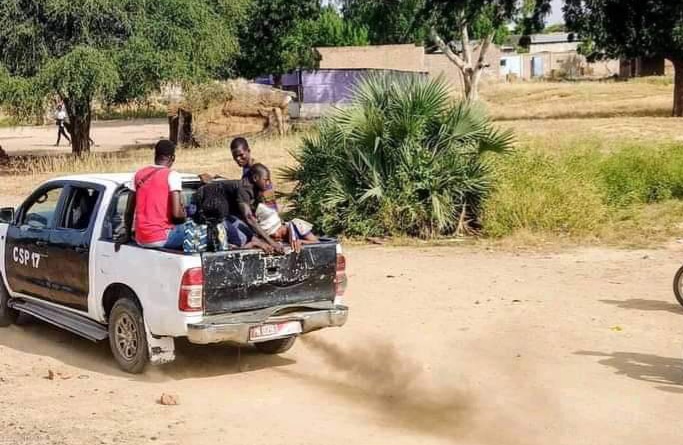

[145,321,176,365]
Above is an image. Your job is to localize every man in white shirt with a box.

[55,104,70,147]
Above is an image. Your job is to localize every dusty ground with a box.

[0,119,168,156]
[1,245,682,445]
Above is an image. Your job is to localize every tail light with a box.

[335,254,347,303]
[179,267,203,312]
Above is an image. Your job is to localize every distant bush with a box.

[483,143,683,238]
[483,150,606,237]
[283,74,514,238]
[597,146,683,206]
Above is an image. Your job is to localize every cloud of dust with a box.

[300,335,474,439]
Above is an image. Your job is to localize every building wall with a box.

[529,41,580,54]
[317,44,425,72]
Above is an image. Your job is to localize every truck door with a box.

[47,184,102,311]
[5,185,65,300]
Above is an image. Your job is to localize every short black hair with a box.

[230,137,249,152]
[154,139,176,161]
[249,163,270,180]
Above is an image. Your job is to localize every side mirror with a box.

[0,207,14,224]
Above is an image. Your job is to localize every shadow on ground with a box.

[599,298,683,315]
[576,350,683,393]
[0,316,294,381]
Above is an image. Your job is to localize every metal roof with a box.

[529,33,579,44]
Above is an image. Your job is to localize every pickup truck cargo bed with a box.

[202,241,337,315]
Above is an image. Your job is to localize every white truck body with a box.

[0,174,348,373]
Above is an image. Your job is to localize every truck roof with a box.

[53,172,200,186]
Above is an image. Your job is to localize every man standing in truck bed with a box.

[130,140,186,250]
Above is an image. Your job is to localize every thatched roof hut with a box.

[167,80,294,147]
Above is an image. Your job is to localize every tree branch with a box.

[461,23,473,67]
[475,33,494,72]
[430,27,467,71]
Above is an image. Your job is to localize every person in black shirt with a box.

[196,178,283,254]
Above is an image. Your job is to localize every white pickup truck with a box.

[0,174,348,373]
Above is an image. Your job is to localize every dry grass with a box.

[482,79,674,121]
[0,133,301,206]
[1,79,682,248]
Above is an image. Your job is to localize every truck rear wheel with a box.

[108,298,149,374]
[0,275,19,327]
[254,336,297,354]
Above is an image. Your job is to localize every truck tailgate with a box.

[201,242,337,315]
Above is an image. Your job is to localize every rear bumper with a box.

[186,303,348,345]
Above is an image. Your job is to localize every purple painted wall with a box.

[256,69,426,104]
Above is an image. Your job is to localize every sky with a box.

[322,0,566,26]
[548,0,565,24]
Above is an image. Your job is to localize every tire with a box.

[0,275,19,327]
[254,336,297,354]
[673,265,683,308]
[108,298,149,374]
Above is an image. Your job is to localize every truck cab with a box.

[0,174,348,373]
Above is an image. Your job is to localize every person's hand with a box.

[199,173,213,184]
[290,238,302,253]
[271,241,285,255]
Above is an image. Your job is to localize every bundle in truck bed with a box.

[202,241,337,315]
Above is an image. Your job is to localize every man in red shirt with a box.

[131,140,186,249]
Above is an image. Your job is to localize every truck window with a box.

[102,188,132,241]
[59,187,101,231]
[21,186,64,229]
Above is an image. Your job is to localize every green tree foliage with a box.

[315,7,369,47]
[426,0,551,101]
[342,0,427,45]
[0,0,245,155]
[564,0,683,116]
[283,74,513,238]
[235,0,321,85]
[342,0,551,101]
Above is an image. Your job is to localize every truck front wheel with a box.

[108,298,149,374]
[254,336,297,354]
[0,275,19,327]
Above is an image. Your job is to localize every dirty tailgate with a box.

[201,242,337,315]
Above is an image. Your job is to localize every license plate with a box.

[249,321,302,342]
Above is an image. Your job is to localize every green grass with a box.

[482,141,683,244]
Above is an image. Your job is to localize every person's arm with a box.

[237,202,283,254]
[170,191,186,221]
[301,232,319,243]
[168,171,186,222]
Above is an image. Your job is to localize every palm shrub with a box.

[282,74,514,238]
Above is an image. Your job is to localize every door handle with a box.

[35,240,47,247]
[74,246,88,254]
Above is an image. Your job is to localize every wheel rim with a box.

[114,313,139,361]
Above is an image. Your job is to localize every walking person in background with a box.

[54,104,70,146]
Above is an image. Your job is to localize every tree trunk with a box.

[672,58,683,117]
[65,99,93,156]
[429,27,492,103]
[273,74,283,90]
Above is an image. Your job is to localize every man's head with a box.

[230,137,251,168]
[248,163,270,192]
[57,104,63,111]
[154,139,176,167]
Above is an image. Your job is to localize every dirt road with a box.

[0,119,168,155]
[1,246,682,445]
